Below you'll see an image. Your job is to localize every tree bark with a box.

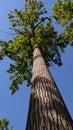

[26,45,73,130]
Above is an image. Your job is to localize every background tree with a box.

[0,118,13,130]
[52,0,73,44]
[0,0,73,129]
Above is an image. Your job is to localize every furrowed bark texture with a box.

[26,46,73,130]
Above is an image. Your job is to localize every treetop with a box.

[0,0,72,94]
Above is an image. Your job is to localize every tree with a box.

[0,0,73,129]
[0,118,13,130]
[26,45,73,130]
[52,0,73,44]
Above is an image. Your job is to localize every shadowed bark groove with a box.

[26,45,73,130]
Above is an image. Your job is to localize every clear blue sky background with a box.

[0,0,73,130]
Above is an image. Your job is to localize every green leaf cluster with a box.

[52,0,73,45]
[0,0,72,94]
[0,118,13,130]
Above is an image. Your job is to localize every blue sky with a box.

[0,0,73,130]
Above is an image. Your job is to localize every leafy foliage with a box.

[0,0,72,94]
[52,0,73,45]
[0,118,13,130]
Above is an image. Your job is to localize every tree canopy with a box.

[52,0,73,44]
[0,0,73,94]
[0,118,13,130]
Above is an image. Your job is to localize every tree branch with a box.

[35,16,50,29]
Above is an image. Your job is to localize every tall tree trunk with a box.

[26,45,73,130]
